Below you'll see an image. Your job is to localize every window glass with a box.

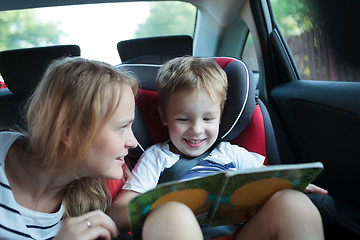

[0,1,196,88]
[242,33,258,72]
[270,0,360,81]
[0,1,196,65]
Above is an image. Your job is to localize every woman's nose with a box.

[126,130,138,149]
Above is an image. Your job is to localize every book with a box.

[128,162,324,233]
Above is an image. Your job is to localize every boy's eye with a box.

[176,118,188,122]
[204,117,215,121]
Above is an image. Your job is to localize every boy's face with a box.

[159,88,221,157]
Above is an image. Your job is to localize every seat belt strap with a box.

[157,142,219,185]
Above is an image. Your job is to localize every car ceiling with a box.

[0,0,247,27]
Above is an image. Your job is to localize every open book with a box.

[128,162,323,233]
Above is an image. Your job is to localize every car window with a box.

[242,33,258,72]
[0,1,196,89]
[270,0,360,82]
[0,1,196,66]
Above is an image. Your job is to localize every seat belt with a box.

[157,141,219,185]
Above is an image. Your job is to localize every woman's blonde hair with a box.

[24,57,138,218]
[157,56,228,112]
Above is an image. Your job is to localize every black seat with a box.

[0,45,81,130]
[117,35,193,64]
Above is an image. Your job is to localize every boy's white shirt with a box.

[123,141,265,194]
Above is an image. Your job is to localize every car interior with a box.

[0,0,359,239]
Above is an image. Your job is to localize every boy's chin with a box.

[182,148,208,157]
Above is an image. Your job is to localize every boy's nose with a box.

[190,120,204,134]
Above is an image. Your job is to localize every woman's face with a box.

[81,85,137,179]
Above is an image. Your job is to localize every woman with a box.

[1,57,137,239]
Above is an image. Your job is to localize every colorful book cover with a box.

[128,162,324,233]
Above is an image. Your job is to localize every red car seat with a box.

[119,57,281,167]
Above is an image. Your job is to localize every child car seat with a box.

[119,57,280,166]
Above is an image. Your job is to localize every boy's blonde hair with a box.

[157,56,228,112]
[25,57,138,218]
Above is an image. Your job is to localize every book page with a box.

[209,162,323,226]
[128,171,227,233]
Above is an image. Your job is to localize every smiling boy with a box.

[112,56,326,240]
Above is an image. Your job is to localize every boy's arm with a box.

[106,189,140,232]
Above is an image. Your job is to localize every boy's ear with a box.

[158,106,168,126]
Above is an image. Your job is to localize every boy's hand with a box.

[107,190,140,231]
[304,184,328,195]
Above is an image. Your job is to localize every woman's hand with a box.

[304,183,328,195]
[54,210,119,240]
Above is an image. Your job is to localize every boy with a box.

[110,56,327,240]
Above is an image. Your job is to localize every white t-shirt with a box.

[123,141,265,193]
[0,131,64,240]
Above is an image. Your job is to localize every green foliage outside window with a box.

[0,10,62,51]
[271,0,359,81]
[135,1,196,38]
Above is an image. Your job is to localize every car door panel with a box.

[271,80,360,205]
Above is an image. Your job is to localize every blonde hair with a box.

[24,57,138,218]
[157,56,228,112]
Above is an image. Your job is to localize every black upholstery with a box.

[117,35,193,64]
[217,58,256,141]
[0,45,81,130]
[118,64,160,91]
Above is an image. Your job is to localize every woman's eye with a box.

[119,123,130,130]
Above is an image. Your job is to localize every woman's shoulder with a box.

[0,131,22,139]
[0,131,23,165]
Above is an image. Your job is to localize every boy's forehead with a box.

[167,88,222,110]
[171,88,222,101]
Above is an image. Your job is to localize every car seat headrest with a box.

[117,64,161,91]
[0,45,81,97]
[117,35,193,64]
[216,57,256,140]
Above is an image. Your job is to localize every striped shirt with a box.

[0,132,63,240]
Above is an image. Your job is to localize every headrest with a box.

[117,35,193,64]
[217,58,256,140]
[117,64,161,91]
[0,45,81,97]
[119,57,256,150]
